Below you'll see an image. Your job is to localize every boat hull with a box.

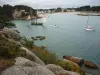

[31,22,43,25]
[84,28,95,31]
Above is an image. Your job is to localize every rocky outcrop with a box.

[15,57,40,67]
[1,57,81,75]
[2,27,21,41]
[20,47,45,66]
[1,57,55,75]
[0,27,45,66]
[0,27,91,75]
[1,66,55,75]
[46,64,80,75]
[63,56,99,70]
[56,70,80,75]
[85,73,92,75]
[63,56,84,66]
[84,61,98,69]
[57,59,85,75]
[46,64,64,73]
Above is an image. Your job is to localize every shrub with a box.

[0,15,10,21]
[21,36,34,49]
[57,60,85,75]
[4,21,15,27]
[0,37,26,58]
[31,45,57,64]
[0,20,15,28]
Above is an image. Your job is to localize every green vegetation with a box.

[0,4,37,28]
[0,4,38,28]
[14,5,37,16]
[31,45,57,64]
[76,5,100,12]
[0,4,15,28]
[0,4,37,20]
[21,37,34,49]
[0,21,15,28]
[20,37,85,74]
[57,60,85,75]
[0,36,26,58]
[56,7,62,12]
[20,36,57,64]
[0,4,13,20]
[0,4,90,74]
[0,33,85,74]
[0,15,11,21]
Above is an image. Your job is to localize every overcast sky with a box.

[0,0,100,8]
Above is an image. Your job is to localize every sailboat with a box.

[31,6,43,25]
[84,15,95,31]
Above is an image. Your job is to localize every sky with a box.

[0,0,100,8]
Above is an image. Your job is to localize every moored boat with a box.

[31,22,43,25]
[84,26,95,31]
[84,15,95,31]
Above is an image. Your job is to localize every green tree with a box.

[56,7,62,12]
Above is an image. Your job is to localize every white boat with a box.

[84,26,95,31]
[84,15,95,31]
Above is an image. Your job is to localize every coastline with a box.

[0,11,99,75]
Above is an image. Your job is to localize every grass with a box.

[31,45,57,64]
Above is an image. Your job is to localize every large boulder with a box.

[46,64,64,74]
[63,56,84,66]
[46,64,80,75]
[15,57,40,67]
[57,59,85,75]
[1,57,55,75]
[2,27,21,41]
[84,61,98,69]
[56,70,80,75]
[20,47,45,66]
[85,73,91,75]
[1,66,55,75]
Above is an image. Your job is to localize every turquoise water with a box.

[13,12,100,74]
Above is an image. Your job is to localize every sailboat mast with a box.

[36,4,38,23]
[86,15,89,26]
[30,8,32,20]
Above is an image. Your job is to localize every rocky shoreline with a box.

[0,27,100,75]
[63,55,99,69]
[77,13,100,16]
